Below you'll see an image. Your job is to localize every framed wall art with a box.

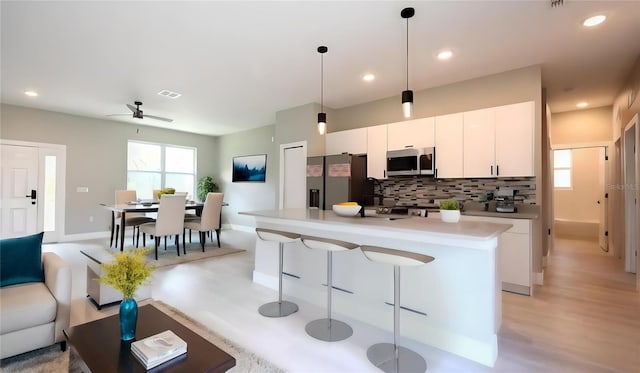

[232,154,267,182]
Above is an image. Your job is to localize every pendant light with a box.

[317,46,328,135]
[401,7,415,119]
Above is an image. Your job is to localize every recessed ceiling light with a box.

[576,102,589,108]
[24,90,38,97]
[437,50,453,61]
[362,74,375,82]
[157,89,182,99]
[583,15,606,27]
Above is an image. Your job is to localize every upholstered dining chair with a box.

[139,194,187,260]
[184,192,223,251]
[112,190,155,249]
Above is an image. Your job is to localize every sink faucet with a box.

[367,177,385,205]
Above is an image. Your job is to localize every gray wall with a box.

[216,125,278,227]
[0,103,218,235]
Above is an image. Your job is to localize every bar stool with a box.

[300,235,359,342]
[256,228,300,318]
[360,245,435,373]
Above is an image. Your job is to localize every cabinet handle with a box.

[490,165,493,176]
[496,165,499,176]
[384,169,386,178]
[404,145,414,148]
[435,168,438,178]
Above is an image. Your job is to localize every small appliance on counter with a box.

[495,189,516,213]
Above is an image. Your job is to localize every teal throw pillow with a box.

[0,232,45,287]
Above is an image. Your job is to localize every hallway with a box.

[497,237,639,371]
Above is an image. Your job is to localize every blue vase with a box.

[119,297,138,341]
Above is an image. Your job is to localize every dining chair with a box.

[139,194,187,260]
[184,192,223,251]
[112,190,155,249]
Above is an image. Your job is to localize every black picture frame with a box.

[232,154,267,182]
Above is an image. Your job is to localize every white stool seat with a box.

[255,228,300,318]
[360,245,434,373]
[256,228,300,243]
[301,235,359,342]
[361,245,434,267]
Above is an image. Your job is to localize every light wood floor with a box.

[496,237,639,372]
[46,231,639,372]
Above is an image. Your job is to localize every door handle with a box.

[597,200,601,204]
[25,190,36,199]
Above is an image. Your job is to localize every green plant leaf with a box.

[97,247,156,298]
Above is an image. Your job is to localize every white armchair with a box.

[0,252,71,359]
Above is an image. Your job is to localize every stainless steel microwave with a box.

[386,147,435,176]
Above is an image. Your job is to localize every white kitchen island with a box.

[240,208,512,367]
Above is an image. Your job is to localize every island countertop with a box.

[240,208,512,250]
[243,207,510,367]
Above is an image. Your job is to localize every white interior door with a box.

[1,144,38,238]
[597,147,608,252]
[280,142,306,209]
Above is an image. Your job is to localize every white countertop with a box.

[240,208,512,243]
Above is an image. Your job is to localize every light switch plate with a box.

[77,187,89,193]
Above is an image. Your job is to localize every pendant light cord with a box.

[321,52,324,112]
[406,17,409,91]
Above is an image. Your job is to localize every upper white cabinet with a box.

[325,127,367,155]
[367,124,387,179]
[462,101,535,178]
[387,117,435,151]
[435,113,464,178]
[463,108,496,178]
[495,101,535,177]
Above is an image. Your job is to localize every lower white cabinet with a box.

[462,215,532,295]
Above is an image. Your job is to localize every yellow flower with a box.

[98,247,155,298]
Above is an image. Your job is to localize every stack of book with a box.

[131,330,187,369]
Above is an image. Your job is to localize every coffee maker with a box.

[495,188,516,213]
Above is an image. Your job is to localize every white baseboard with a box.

[60,231,111,242]
[533,270,544,285]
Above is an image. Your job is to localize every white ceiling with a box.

[2,1,639,136]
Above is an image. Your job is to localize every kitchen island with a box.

[240,208,511,367]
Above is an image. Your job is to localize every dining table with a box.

[101,201,205,251]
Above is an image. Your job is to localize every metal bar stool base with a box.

[367,343,427,373]
[305,318,353,342]
[258,301,298,318]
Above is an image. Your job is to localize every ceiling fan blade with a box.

[105,114,130,117]
[126,104,137,113]
[144,114,174,123]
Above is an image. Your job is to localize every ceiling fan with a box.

[108,101,173,122]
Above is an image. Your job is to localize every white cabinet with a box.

[463,108,495,178]
[461,215,532,295]
[387,117,435,151]
[325,127,367,155]
[435,113,464,178]
[367,124,387,179]
[495,101,535,177]
[462,101,535,178]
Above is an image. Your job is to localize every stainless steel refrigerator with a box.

[307,153,372,210]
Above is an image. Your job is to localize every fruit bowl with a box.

[332,204,362,217]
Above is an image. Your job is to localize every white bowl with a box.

[332,204,362,217]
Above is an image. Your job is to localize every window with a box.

[127,141,196,199]
[553,149,572,188]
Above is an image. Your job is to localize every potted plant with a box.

[439,200,461,223]
[98,248,155,340]
[197,176,219,202]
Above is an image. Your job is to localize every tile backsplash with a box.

[380,177,537,206]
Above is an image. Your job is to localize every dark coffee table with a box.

[64,304,236,372]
